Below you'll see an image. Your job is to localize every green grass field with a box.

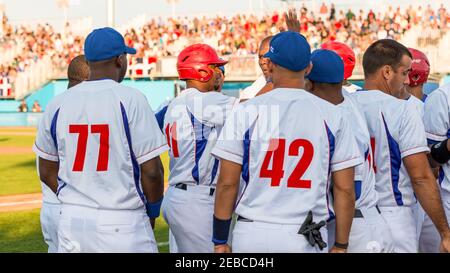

[0,209,170,253]
[0,127,171,253]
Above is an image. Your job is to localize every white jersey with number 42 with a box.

[212,88,363,224]
[33,79,169,210]
[351,90,429,207]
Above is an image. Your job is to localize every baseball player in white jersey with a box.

[397,48,431,119]
[305,49,394,253]
[38,55,90,253]
[397,48,441,252]
[158,44,238,253]
[212,31,363,253]
[239,36,273,101]
[351,39,450,252]
[320,41,361,94]
[423,82,450,253]
[34,27,168,253]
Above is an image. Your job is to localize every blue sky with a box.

[0,0,446,30]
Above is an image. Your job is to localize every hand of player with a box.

[214,244,231,253]
[329,246,347,253]
[284,9,301,33]
[439,233,450,253]
[150,218,156,230]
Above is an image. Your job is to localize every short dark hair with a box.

[362,39,412,77]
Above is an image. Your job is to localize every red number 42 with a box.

[259,138,314,189]
[69,124,109,172]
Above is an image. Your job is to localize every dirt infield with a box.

[0,147,33,154]
[0,127,36,136]
[0,193,42,212]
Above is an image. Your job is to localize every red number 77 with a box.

[69,124,109,172]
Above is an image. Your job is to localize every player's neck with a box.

[311,89,344,105]
[272,78,305,90]
[408,86,424,100]
[363,77,385,92]
[186,81,213,92]
[89,71,119,82]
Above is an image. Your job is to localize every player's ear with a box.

[304,78,313,91]
[116,54,126,69]
[381,65,392,80]
[267,58,274,72]
[304,62,313,76]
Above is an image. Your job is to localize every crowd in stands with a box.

[0,14,84,96]
[123,3,449,59]
[0,3,449,98]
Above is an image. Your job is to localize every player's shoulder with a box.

[44,87,73,115]
[406,95,424,108]
[352,89,407,109]
[112,82,147,101]
[427,83,450,101]
[342,83,362,94]
[239,75,266,100]
[180,88,238,106]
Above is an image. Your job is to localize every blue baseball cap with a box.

[307,49,344,84]
[84,27,136,62]
[264,31,311,72]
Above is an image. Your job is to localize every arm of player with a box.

[211,105,246,253]
[402,103,450,252]
[213,159,242,253]
[38,157,59,193]
[403,153,450,252]
[330,167,355,253]
[423,89,450,168]
[33,103,60,193]
[255,82,274,97]
[140,156,165,229]
[328,113,362,253]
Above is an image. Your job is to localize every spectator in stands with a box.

[0,4,449,85]
[32,100,42,113]
[18,99,28,112]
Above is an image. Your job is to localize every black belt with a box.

[354,205,381,218]
[237,215,253,222]
[174,183,215,196]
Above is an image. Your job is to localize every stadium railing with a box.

[12,55,58,100]
[128,54,261,81]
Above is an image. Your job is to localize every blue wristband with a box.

[146,196,163,219]
[212,215,232,245]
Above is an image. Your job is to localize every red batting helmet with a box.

[321,41,356,80]
[408,48,430,87]
[177,44,228,82]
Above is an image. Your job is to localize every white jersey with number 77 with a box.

[33,79,169,210]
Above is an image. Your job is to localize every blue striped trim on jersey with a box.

[50,108,60,151]
[120,102,147,204]
[242,117,258,185]
[421,93,428,103]
[355,180,362,201]
[189,110,214,185]
[439,168,445,187]
[155,105,169,132]
[50,109,65,195]
[382,113,403,206]
[56,179,67,196]
[325,122,336,220]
